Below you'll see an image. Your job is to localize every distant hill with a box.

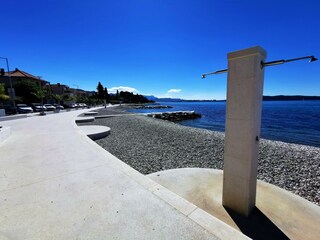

[143,95,183,102]
[143,95,217,102]
[263,95,320,101]
[144,95,320,102]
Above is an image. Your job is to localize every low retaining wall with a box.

[0,114,28,122]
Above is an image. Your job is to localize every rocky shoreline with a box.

[133,105,173,109]
[147,111,201,122]
[79,106,320,205]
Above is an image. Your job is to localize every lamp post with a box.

[38,76,47,116]
[202,49,317,216]
[0,57,16,113]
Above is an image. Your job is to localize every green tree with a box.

[97,82,104,100]
[116,90,119,99]
[0,83,9,102]
[88,94,99,105]
[104,87,109,102]
[117,91,150,104]
[32,87,47,115]
[13,80,39,103]
[32,88,47,105]
[62,93,72,102]
[53,94,63,105]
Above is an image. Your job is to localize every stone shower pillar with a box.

[222,46,266,216]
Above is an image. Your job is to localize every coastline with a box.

[79,106,320,205]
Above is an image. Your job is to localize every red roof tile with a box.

[4,68,49,83]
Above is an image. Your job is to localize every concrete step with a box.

[75,117,95,123]
[79,125,111,140]
[84,111,98,116]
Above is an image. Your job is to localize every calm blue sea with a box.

[129,101,320,147]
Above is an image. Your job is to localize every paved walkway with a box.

[149,168,320,240]
[0,108,248,240]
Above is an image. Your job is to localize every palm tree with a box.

[53,94,63,104]
[32,88,47,115]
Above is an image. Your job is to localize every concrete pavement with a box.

[0,108,249,240]
[149,168,320,240]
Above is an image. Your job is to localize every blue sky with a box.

[1,0,319,100]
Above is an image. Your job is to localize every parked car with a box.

[16,104,33,114]
[44,104,56,111]
[65,103,77,108]
[78,103,88,108]
[30,103,47,112]
[53,104,64,110]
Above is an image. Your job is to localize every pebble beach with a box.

[79,106,320,205]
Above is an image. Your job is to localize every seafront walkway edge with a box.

[0,107,249,239]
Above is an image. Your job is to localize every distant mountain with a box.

[263,95,320,101]
[144,95,320,102]
[143,95,160,101]
[143,95,183,102]
[144,95,218,102]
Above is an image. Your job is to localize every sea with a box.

[128,101,320,148]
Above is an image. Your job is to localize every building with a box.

[0,68,49,88]
[71,88,91,98]
[1,67,96,103]
[50,83,70,95]
[51,85,90,98]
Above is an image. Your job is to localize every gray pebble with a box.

[79,106,320,205]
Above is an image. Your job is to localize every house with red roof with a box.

[0,68,49,88]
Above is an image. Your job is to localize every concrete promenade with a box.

[0,108,249,240]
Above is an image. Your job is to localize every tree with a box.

[97,82,104,100]
[104,87,109,102]
[53,94,63,105]
[0,83,9,102]
[117,91,150,104]
[116,90,119,99]
[13,80,39,103]
[32,87,47,115]
[32,88,47,105]
[88,94,100,105]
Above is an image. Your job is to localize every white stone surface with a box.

[149,168,320,240]
[79,125,111,140]
[189,208,251,240]
[0,126,10,143]
[0,108,240,239]
[223,46,266,216]
[150,184,197,216]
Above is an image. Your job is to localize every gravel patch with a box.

[78,109,320,205]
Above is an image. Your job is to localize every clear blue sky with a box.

[1,0,319,100]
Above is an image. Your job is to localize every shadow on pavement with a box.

[225,207,289,240]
